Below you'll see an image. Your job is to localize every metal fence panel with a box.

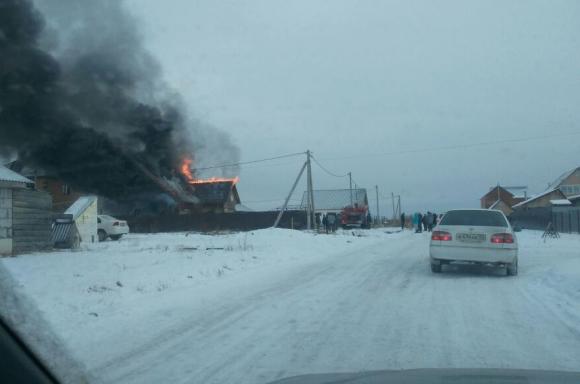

[509,207,552,230]
[552,207,580,234]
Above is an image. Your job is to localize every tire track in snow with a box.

[95,232,580,383]
[94,236,410,384]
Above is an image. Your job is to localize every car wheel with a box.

[507,259,518,276]
[98,229,107,242]
[431,263,442,273]
[110,235,122,241]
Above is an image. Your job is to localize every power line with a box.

[311,155,349,178]
[317,131,580,162]
[193,151,305,172]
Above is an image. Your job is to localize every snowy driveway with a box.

[3,229,580,383]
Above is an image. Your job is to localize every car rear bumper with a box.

[430,245,517,264]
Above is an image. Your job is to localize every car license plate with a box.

[457,233,485,242]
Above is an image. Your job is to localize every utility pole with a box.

[397,195,401,218]
[375,185,380,225]
[273,161,307,228]
[306,150,315,230]
[391,192,396,220]
[348,172,353,205]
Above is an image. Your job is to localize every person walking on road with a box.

[400,213,406,230]
[322,214,328,234]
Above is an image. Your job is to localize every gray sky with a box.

[127,0,580,215]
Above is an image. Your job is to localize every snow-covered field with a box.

[2,228,580,383]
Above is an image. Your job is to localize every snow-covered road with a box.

[3,229,580,383]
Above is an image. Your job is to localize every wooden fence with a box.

[124,210,308,233]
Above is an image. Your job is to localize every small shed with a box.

[0,165,52,256]
[64,196,98,247]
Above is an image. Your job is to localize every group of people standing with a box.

[413,211,439,232]
[400,212,440,232]
[317,213,337,233]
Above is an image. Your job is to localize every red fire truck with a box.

[340,204,371,229]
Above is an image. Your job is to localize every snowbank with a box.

[1,227,396,369]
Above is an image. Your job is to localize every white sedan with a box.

[97,215,130,242]
[429,209,518,276]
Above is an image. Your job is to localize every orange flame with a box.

[180,158,239,185]
[188,176,240,185]
[180,158,195,182]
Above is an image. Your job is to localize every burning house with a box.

[0,0,240,219]
[187,178,241,213]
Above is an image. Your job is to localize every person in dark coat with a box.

[422,213,428,232]
[416,213,423,233]
[322,214,328,234]
[400,213,406,230]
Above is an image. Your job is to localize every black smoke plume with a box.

[0,0,237,201]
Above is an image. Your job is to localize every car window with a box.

[440,210,508,227]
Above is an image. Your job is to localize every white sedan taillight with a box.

[432,231,452,241]
[491,233,514,244]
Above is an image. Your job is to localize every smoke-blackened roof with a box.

[192,181,240,205]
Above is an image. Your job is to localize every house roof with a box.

[5,160,50,178]
[65,196,97,220]
[300,189,368,211]
[547,167,580,190]
[512,188,565,208]
[192,181,239,205]
[550,199,572,206]
[481,186,511,200]
[504,186,528,199]
[482,185,527,199]
[0,165,33,186]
